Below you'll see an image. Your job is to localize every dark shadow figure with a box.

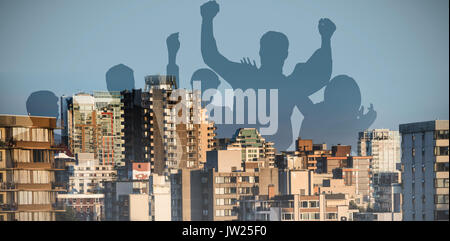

[167,32,240,138]
[26,90,61,143]
[26,90,59,118]
[297,75,377,151]
[200,1,335,151]
[106,64,135,93]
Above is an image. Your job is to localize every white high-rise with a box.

[358,129,401,173]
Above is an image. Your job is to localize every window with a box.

[0,173,3,182]
[435,130,449,140]
[312,213,320,220]
[283,213,293,220]
[224,209,234,216]
[216,199,224,206]
[215,188,224,195]
[435,162,449,172]
[435,194,449,204]
[215,209,224,217]
[0,193,4,203]
[301,201,308,208]
[215,177,224,184]
[327,213,337,220]
[309,201,319,208]
[435,178,449,188]
[435,146,449,156]
[299,213,309,220]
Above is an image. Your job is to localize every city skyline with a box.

[0,0,448,133]
[0,0,448,224]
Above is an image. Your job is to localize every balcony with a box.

[0,203,18,212]
[0,182,17,191]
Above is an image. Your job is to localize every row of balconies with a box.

[0,202,65,212]
[0,182,67,191]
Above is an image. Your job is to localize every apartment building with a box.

[68,153,117,194]
[0,115,65,221]
[104,179,150,221]
[66,92,125,167]
[228,128,276,167]
[56,193,104,221]
[169,168,207,221]
[358,129,401,173]
[239,193,359,221]
[142,75,215,176]
[372,172,402,213]
[399,120,449,221]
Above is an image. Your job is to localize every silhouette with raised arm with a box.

[26,90,59,118]
[200,0,335,151]
[105,64,135,93]
[296,75,377,151]
[166,32,237,137]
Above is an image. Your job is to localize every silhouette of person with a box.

[296,75,377,151]
[105,64,135,93]
[166,32,238,137]
[26,90,59,118]
[200,0,335,151]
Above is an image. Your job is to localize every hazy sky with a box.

[0,0,448,131]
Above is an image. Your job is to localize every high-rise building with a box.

[0,115,65,221]
[66,92,125,167]
[228,128,276,167]
[358,129,401,174]
[399,120,449,221]
[141,75,215,175]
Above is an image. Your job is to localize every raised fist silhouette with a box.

[201,1,220,20]
[167,32,180,57]
[319,18,336,40]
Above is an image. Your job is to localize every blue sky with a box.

[0,0,448,130]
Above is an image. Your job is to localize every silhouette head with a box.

[324,75,361,114]
[259,31,289,70]
[190,68,220,93]
[106,64,135,92]
[26,90,59,118]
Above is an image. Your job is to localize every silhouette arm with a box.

[166,33,180,87]
[290,40,332,97]
[290,19,335,97]
[201,17,249,85]
[167,56,179,86]
[296,95,315,117]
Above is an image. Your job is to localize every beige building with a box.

[104,179,150,221]
[0,115,65,221]
[68,153,117,194]
[206,149,242,172]
[56,193,104,221]
[228,128,276,167]
[239,193,359,221]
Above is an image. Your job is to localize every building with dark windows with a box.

[399,120,449,221]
